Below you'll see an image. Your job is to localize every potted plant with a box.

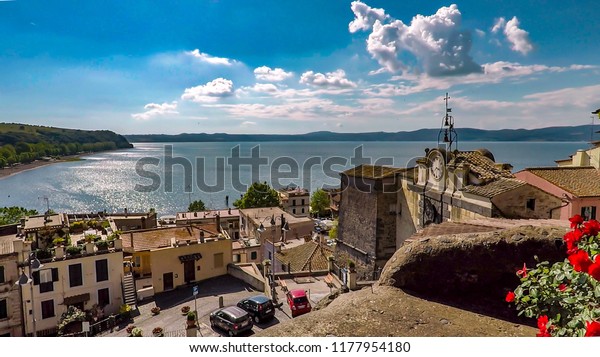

[151,306,161,315]
[120,304,132,320]
[66,245,82,257]
[126,324,136,335]
[186,311,197,328]
[130,327,143,337]
[152,327,164,337]
[181,306,190,315]
[96,240,109,251]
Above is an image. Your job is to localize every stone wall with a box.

[0,254,23,336]
[492,185,563,219]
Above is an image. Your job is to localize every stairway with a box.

[123,274,137,308]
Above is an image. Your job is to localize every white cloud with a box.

[185,49,236,66]
[241,121,257,126]
[348,1,389,33]
[475,29,486,38]
[490,16,533,55]
[299,69,357,88]
[359,4,482,76]
[254,66,293,82]
[375,62,597,96]
[181,78,234,103]
[251,83,279,93]
[504,17,533,55]
[491,17,506,34]
[131,101,178,120]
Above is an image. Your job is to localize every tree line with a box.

[0,141,119,168]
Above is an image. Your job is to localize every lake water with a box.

[0,141,587,215]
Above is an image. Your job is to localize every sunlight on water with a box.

[0,141,587,215]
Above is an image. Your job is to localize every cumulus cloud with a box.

[254,66,293,82]
[491,17,533,55]
[131,101,178,120]
[354,3,482,76]
[504,17,533,55]
[185,49,236,65]
[299,69,357,88]
[181,78,234,103]
[348,1,389,33]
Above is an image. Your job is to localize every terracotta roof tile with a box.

[275,241,333,272]
[463,178,527,198]
[122,224,220,252]
[449,151,514,183]
[524,167,600,197]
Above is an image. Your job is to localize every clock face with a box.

[430,154,444,181]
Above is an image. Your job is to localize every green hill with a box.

[0,123,133,167]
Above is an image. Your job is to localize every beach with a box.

[0,157,81,180]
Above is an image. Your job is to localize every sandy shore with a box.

[0,156,82,180]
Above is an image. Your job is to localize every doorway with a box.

[163,272,174,291]
[183,260,195,284]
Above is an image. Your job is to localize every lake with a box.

[0,141,588,215]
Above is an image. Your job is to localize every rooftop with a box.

[0,233,16,255]
[275,241,332,272]
[462,178,527,199]
[176,208,239,221]
[449,150,514,184]
[22,214,65,232]
[240,207,312,228]
[342,164,407,180]
[520,166,600,197]
[122,224,221,252]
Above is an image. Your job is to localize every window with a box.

[526,199,536,211]
[134,256,141,267]
[301,199,305,206]
[41,299,54,319]
[582,206,597,221]
[0,299,7,319]
[302,208,305,214]
[98,288,110,307]
[292,208,296,214]
[268,252,272,260]
[292,200,296,207]
[96,259,109,282]
[250,252,257,260]
[33,268,58,293]
[213,253,224,268]
[0,265,4,284]
[69,264,83,287]
[233,254,240,263]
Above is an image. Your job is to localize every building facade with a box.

[0,232,22,337]
[176,208,240,239]
[278,187,310,217]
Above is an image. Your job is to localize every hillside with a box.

[0,123,133,167]
[125,124,597,142]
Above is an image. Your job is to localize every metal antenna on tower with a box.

[437,92,458,151]
[38,196,50,214]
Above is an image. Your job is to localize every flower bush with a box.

[151,306,161,315]
[181,306,190,315]
[507,215,600,337]
[126,324,136,335]
[152,327,164,337]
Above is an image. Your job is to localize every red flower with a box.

[588,258,600,281]
[583,220,600,237]
[516,263,527,278]
[558,283,567,291]
[569,214,584,228]
[564,229,584,253]
[568,249,593,272]
[505,291,515,302]
[536,315,551,337]
[585,321,600,337]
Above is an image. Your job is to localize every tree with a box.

[328,219,338,239]
[233,182,280,209]
[0,206,39,225]
[188,199,207,212]
[310,189,330,217]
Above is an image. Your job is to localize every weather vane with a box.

[438,92,458,151]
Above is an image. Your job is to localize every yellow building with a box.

[0,231,22,336]
[123,225,232,297]
[13,238,124,336]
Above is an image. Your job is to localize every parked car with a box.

[286,289,312,318]
[209,306,253,336]
[237,295,275,323]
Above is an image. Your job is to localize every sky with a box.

[0,0,599,135]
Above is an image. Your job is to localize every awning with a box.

[178,253,202,263]
[63,293,90,306]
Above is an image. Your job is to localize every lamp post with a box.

[16,252,43,337]
[257,215,289,304]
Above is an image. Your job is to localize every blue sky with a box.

[0,0,599,134]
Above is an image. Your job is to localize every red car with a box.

[287,289,312,318]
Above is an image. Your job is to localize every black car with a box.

[209,306,253,336]
[237,295,275,323]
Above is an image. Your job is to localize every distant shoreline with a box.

[0,155,83,180]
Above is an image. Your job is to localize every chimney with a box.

[216,214,221,233]
[130,232,134,249]
[199,231,205,243]
[228,208,231,215]
[124,207,128,218]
